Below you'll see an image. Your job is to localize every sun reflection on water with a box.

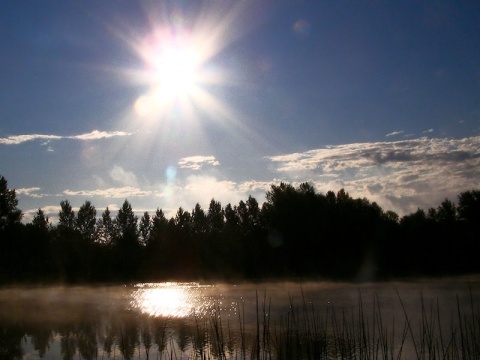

[130,282,214,318]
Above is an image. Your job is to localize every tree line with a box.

[1,175,479,283]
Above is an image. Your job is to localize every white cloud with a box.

[268,136,480,215]
[386,130,404,137]
[16,187,44,198]
[72,130,132,140]
[183,175,241,206]
[109,165,138,187]
[0,134,62,145]
[0,130,133,145]
[238,180,275,194]
[64,187,150,198]
[178,155,220,170]
[156,175,272,216]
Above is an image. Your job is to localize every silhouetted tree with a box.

[76,201,97,243]
[224,203,239,229]
[96,207,116,245]
[139,211,152,246]
[53,200,83,281]
[21,209,54,280]
[436,199,457,223]
[142,208,170,279]
[207,199,224,233]
[73,201,97,280]
[457,190,480,224]
[456,190,480,272]
[115,200,138,239]
[113,200,140,279]
[0,175,22,231]
[1,172,480,282]
[58,200,75,230]
[191,203,207,236]
[32,208,49,232]
[175,207,191,230]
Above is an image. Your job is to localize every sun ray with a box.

[91,0,277,173]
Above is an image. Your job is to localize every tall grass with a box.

[154,289,480,360]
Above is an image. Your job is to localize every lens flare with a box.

[108,1,255,131]
[102,1,270,167]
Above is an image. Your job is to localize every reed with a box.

[161,290,480,360]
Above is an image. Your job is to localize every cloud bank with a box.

[268,136,480,215]
[16,136,480,220]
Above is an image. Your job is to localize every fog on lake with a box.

[1,276,479,359]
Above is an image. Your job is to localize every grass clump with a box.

[174,289,479,360]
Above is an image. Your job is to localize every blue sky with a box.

[1,0,479,221]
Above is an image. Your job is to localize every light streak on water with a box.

[129,282,216,317]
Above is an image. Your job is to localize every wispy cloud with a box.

[15,187,45,198]
[64,187,151,198]
[72,130,132,140]
[0,134,62,145]
[238,180,276,193]
[386,130,404,137]
[268,136,480,215]
[0,130,133,145]
[109,165,138,187]
[178,155,220,170]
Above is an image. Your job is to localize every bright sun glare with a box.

[152,43,200,95]
[146,33,203,96]
[130,283,213,318]
[110,1,259,154]
[118,1,253,125]
[133,31,206,117]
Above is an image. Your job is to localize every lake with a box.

[1,276,479,359]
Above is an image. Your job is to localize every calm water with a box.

[1,276,479,359]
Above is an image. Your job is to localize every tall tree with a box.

[32,209,49,232]
[96,207,116,245]
[191,203,207,235]
[152,208,168,230]
[139,212,152,245]
[115,200,138,240]
[457,190,480,224]
[113,200,140,279]
[0,175,22,231]
[150,208,168,242]
[26,208,53,279]
[58,200,75,230]
[435,199,457,223]
[174,207,191,231]
[245,196,261,228]
[207,199,224,233]
[224,203,239,229]
[76,201,96,243]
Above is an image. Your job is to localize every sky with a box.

[1,0,479,222]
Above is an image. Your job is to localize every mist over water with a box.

[1,277,479,359]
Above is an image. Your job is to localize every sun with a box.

[146,34,202,98]
[131,31,202,116]
[113,2,254,127]
[131,28,216,118]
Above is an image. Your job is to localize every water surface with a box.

[1,276,479,359]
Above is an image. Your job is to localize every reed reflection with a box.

[130,282,214,317]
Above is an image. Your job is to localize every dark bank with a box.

[1,175,480,284]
